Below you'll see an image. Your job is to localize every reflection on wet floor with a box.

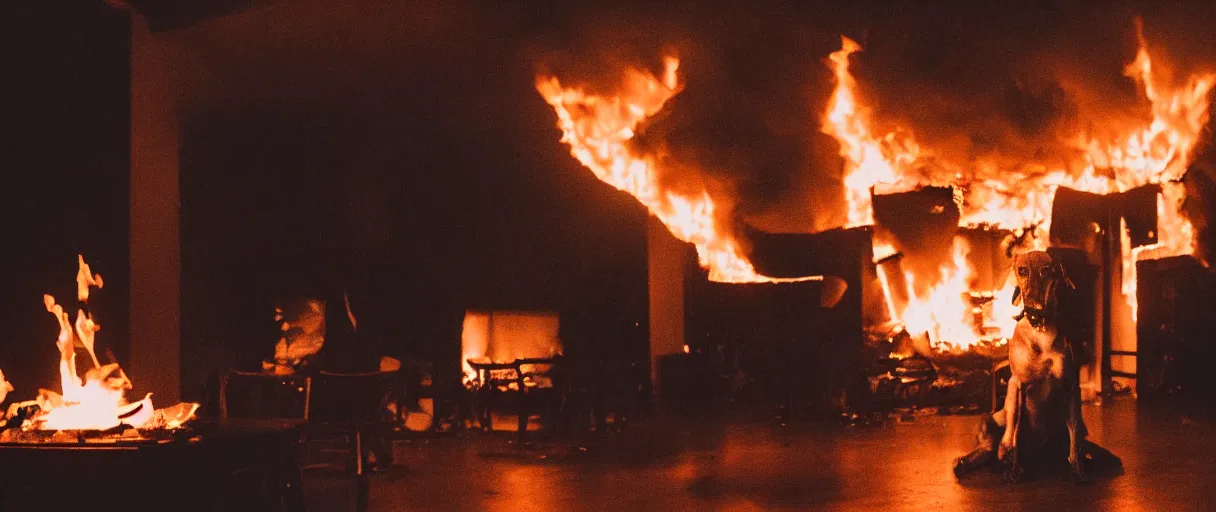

[304,398,1216,511]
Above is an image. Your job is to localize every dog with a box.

[953,251,1119,483]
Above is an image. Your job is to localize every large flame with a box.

[537,21,1213,350]
[823,37,921,228]
[8,256,170,431]
[825,22,1214,348]
[537,59,820,283]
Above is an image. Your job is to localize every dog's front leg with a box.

[999,376,1024,483]
[1068,375,1089,483]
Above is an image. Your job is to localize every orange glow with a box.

[823,37,920,228]
[13,256,198,431]
[823,24,1214,349]
[461,311,562,385]
[537,58,821,283]
[538,21,1212,350]
[894,238,1009,351]
[37,257,137,430]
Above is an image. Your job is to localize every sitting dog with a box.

[953,251,1119,483]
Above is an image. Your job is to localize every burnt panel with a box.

[1050,187,1107,249]
[1051,184,1159,249]
[746,226,872,279]
[1136,256,1216,404]
[686,227,868,417]
[872,186,961,236]
[873,187,960,279]
[1118,184,1161,248]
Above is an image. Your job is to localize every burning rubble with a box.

[0,256,198,440]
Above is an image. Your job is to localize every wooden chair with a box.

[306,371,398,512]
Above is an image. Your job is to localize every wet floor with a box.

[304,398,1216,511]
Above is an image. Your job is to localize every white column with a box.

[647,217,686,398]
[129,14,181,403]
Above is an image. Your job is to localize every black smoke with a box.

[530,2,1216,240]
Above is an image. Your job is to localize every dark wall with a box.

[179,104,649,399]
[0,3,130,395]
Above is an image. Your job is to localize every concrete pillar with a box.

[647,217,686,398]
[129,15,181,403]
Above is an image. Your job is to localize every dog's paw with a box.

[1070,464,1090,485]
[998,439,1014,461]
[1003,463,1024,484]
[952,457,970,478]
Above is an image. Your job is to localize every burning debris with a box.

[538,18,1215,357]
[0,256,199,439]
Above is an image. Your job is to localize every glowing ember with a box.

[537,59,820,283]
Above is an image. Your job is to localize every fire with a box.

[460,310,563,386]
[894,238,1013,351]
[537,20,1213,351]
[823,37,921,228]
[824,22,1215,348]
[536,58,820,283]
[1,256,198,432]
[34,256,148,431]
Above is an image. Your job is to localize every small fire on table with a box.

[0,256,199,443]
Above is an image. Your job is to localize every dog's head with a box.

[1011,251,1074,328]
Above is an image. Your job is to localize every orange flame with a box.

[537,58,821,283]
[824,23,1214,349]
[538,21,1212,350]
[823,37,921,228]
[26,256,162,431]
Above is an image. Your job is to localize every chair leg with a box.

[517,389,528,444]
[354,426,364,476]
[354,426,368,512]
[284,440,307,512]
[356,474,369,512]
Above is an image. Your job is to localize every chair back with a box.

[307,371,397,424]
[222,370,310,420]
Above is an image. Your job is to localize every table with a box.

[0,419,306,512]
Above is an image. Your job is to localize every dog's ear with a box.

[1012,286,1022,306]
[1058,263,1075,289]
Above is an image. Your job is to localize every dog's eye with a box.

[1018,267,1029,277]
